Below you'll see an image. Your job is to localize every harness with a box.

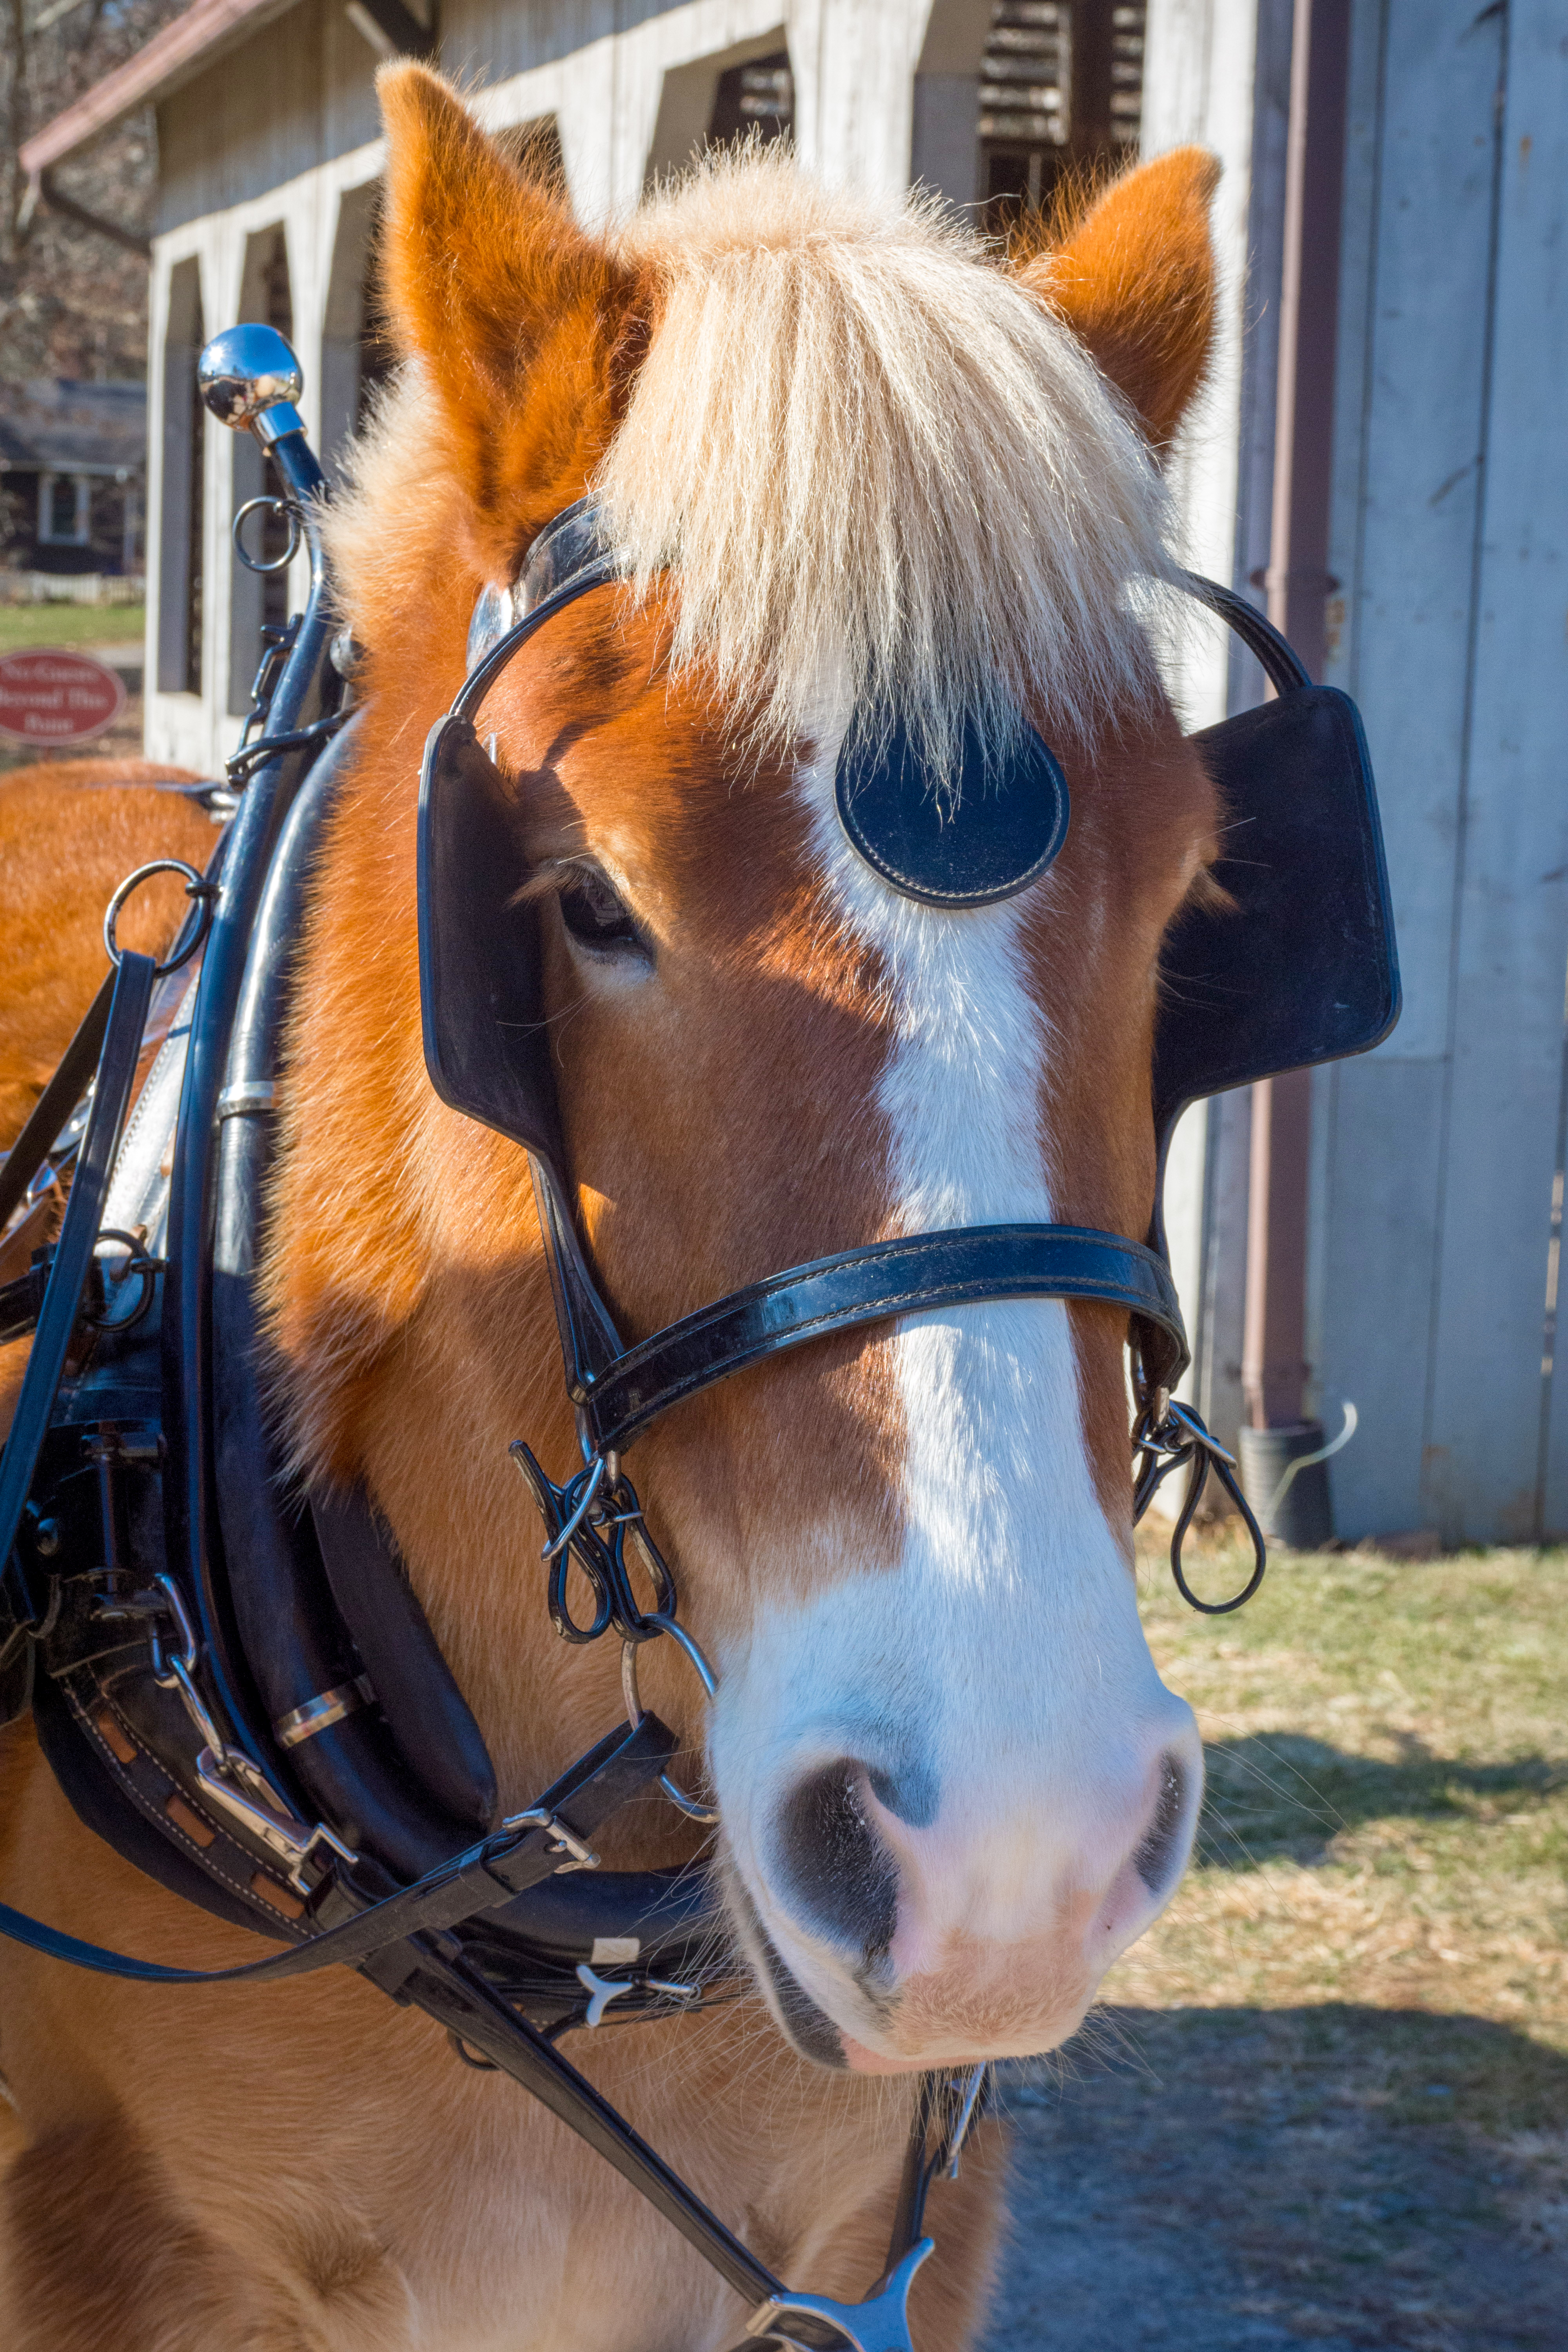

[0,321,1399,2352]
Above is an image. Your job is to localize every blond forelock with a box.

[600,143,1178,779]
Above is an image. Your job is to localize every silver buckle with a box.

[149,1573,358,1893]
[746,2239,934,2352]
[500,1806,600,1872]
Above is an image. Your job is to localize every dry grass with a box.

[0,603,145,651]
[1108,1537,1567,2071]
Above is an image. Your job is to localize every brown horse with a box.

[0,68,1224,2348]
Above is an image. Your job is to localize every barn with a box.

[19,0,1568,1545]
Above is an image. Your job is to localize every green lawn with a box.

[0,601,145,652]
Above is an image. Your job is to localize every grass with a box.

[1109,1538,1568,2080]
[0,601,145,652]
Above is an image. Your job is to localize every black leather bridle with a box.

[418,495,1285,1661]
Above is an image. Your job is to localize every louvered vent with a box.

[980,1,1147,224]
[1108,4,1147,147]
[709,53,795,149]
[979,3,1071,152]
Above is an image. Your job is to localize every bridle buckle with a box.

[499,1806,600,1873]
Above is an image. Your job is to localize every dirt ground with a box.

[981,1540,1566,2351]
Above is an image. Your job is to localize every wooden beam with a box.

[1243,0,1352,1434]
[31,172,152,260]
[343,0,434,60]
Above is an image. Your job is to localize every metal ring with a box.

[540,1453,606,1561]
[621,1620,720,1824]
[149,1570,200,1686]
[232,495,303,573]
[81,1227,162,1332]
[103,861,218,978]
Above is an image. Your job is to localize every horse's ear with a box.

[1015,147,1222,454]
[376,63,641,531]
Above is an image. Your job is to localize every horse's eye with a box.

[557,866,640,951]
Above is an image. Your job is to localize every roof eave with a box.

[18,0,306,180]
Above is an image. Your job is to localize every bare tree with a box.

[2,0,188,382]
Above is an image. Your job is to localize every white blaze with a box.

[712,729,1195,2054]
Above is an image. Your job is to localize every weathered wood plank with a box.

[1310,0,1504,1535]
[1427,0,1568,1541]
[1313,1055,1446,1535]
[1143,0,1266,731]
[1326,0,1504,1065]
[1140,0,1276,1423]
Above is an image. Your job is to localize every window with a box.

[321,179,387,473]
[39,473,90,545]
[981,0,1146,229]
[708,52,794,149]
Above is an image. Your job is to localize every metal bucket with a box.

[1238,1420,1335,1551]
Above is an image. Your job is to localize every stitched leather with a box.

[0,951,156,1622]
[579,1224,1188,1455]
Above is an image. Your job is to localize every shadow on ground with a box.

[1192,1734,1565,1869]
[980,2005,1565,2352]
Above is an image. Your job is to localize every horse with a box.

[0,65,1226,2348]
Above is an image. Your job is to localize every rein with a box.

[0,320,1398,2351]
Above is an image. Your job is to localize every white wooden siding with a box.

[1140,0,1286,1459]
[1317,0,1568,1541]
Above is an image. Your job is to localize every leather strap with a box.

[454,552,624,721]
[1179,572,1311,695]
[0,1267,42,1348]
[0,968,114,1234]
[0,949,156,1621]
[403,1942,798,2320]
[575,1223,1189,1456]
[0,1712,673,1986]
[310,1487,498,1832]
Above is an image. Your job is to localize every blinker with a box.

[834,715,1070,907]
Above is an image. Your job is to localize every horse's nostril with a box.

[866,1760,938,1828]
[1132,1751,1190,1893]
[776,1760,900,1966]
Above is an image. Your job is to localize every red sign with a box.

[0,648,127,746]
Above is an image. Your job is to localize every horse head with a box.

[267,65,1225,2078]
